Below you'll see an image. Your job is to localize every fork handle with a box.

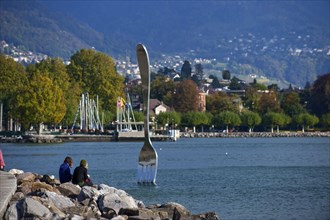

[136,44,151,141]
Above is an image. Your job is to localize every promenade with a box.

[0,171,17,219]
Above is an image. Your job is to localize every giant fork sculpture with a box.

[136,43,158,185]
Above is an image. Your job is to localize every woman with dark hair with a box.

[59,156,73,183]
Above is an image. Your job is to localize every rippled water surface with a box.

[2,137,330,220]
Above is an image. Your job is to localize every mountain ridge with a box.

[0,0,329,87]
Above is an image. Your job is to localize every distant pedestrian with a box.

[0,149,5,171]
[72,159,93,187]
[59,156,73,183]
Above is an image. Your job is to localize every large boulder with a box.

[8,169,24,175]
[192,212,220,220]
[18,181,61,195]
[77,186,100,202]
[62,205,99,219]
[57,182,81,198]
[42,190,75,209]
[118,207,168,220]
[148,202,191,219]
[98,184,139,209]
[39,174,60,186]
[98,193,137,214]
[6,197,53,219]
[16,172,36,184]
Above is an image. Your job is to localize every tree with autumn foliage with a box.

[0,55,28,130]
[13,74,66,133]
[150,75,175,106]
[257,91,281,115]
[67,49,124,114]
[280,91,305,117]
[173,79,199,113]
[26,58,81,128]
[206,92,235,114]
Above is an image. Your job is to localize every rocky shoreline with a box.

[1,131,329,143]
[4,169,219,220]
[181,131,330,138]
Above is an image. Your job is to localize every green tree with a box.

[222,70,231,80]
[293,113,319,132]
[155,111,181,129]
[67,49,124,114]
[192,63,204,85]
[209,75,221,89]
[281,91,306,117]
[262,112,290,133]
[243,87,260,112]
[250,79,268,90]
[13,74,66,133]
[181,111,211,132]
[150,75,175,105]
[0,55,28,130]
[228,76,242,90]
[173,79,199,113]
[181,60,192,79]
[206,92,235,114]
[26,58,80,128]
[240,111,261,132]
[308,73,330,117]
[133,111,144,122]
[320,113,330,130]
[257,91,281,115]
[213,111,241,133]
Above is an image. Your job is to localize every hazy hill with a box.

[0,0,329,87]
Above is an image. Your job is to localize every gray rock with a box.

[22,197,52,218]
[112,215,128,220]
[4,201,21,219]
[193,212,220,220]
[98,193,135,214]
[8,168,24,175]
[119,208,166,220]
[77,186,100,202]
[16,172,36,184]
[151,202,191,219]
[99,184,117,194]
[11,192,25,202]
[57,182,81,198]
[63,205,98,219]
[42,190,75,209]
[18,181,61,195]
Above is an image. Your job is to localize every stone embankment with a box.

[3,169,219,220]
[181,131,330,138]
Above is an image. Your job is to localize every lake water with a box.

[1,137,330,220]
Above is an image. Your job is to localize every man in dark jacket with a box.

[59,156,73,183]
[72,159,92,187]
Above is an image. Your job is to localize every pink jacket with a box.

[0,149,5,167]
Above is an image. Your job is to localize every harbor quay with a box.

[1,131,329,143]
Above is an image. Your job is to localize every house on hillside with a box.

[149,99,171,117]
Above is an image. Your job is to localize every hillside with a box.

[0,0,329,87]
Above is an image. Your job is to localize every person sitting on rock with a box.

[72,159,93,187]
[59,156,73,183]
